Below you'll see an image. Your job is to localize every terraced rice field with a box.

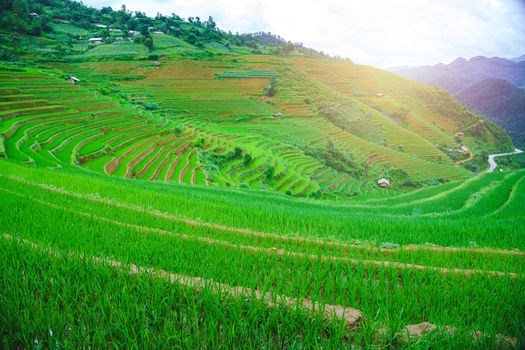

[0,67,208,189]
[33,55,478,198]
[1,4,523,348]
[0,47,513,206]
[0,160,523,348]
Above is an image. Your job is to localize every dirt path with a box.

[178,150,195,183]
[164,143,190,181]
[150,151,172,181]
[191,165,202,185]
[104,134,160,175]
[1,186,520,278]
[124,145,156,178]
[2,233,517,347]
[454,150,474,166]
[486,148,523,173]
[2,233,362,328]
[3,174,524,257]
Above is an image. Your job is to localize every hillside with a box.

[458,78,525,147]
[1,158,524,348]
[391,56,525,148]
[511,54,525,63]
[1,54,513,197]
[0,0,515,198]
[1,1,524,348]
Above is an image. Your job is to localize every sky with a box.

[82,0,525,68]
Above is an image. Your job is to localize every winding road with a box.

[486,148,523,173]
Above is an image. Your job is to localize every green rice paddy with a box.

[0,42,523,349]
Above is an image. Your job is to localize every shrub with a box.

[144,103,160,110]
[264,166,275,181]
[267,78,277,97]
[243,154,253,166]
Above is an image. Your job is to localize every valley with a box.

[0,0,523,348]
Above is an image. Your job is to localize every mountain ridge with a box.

[390,55,525,92]
[390,55,525,147]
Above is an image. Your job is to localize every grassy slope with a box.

[1,13,523,350]
[1,18,514,198]
[0,160,524,348]
[1,51,507,197]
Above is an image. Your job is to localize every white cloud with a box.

[81,0,525,67]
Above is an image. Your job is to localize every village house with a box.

[109,28,122,33]
[457,131,465,137]
[376,93,384,97]
[152,31,165,35]
[459,145,469,154]
[66,76,80,84]
[29,12,39,17]
[129,30,140,36]
[94,24,107,28]
[273,112,283,118]
[154,61,161,67]
[377,178,390,188]
[88,37,103,44]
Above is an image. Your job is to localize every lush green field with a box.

[0,160,524,348]
[1,1,523,348]
[0,54,510,200]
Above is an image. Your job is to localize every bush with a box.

[195,138,205,148]
[144,103,160,110]
[243,154,253,166]
[303,142,366,180]
[264,166,275,181]
[267,78,277,97]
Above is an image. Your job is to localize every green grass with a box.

[216,70,278,79]
[66,42,148,59]
[152,34,193,49]
[0,159,524,349]
[7,54,499,198]
[50,22,90,36]
[0,51,523,348]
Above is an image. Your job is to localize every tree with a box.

[267,78,277,97]
[101,28,110,39]
[186,32,198,45]
[206,16,216,31]
[243,154,253,166]
[144,36,154,51]
[140,25,150,37]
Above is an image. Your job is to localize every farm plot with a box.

[0,161,523,348]
[38,56,477,197]
[0,66,210,186]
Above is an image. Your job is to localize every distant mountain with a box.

[458,78,525,147]
[511,54,525,63]
[390,56,525,92]
[390,55,525,147]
